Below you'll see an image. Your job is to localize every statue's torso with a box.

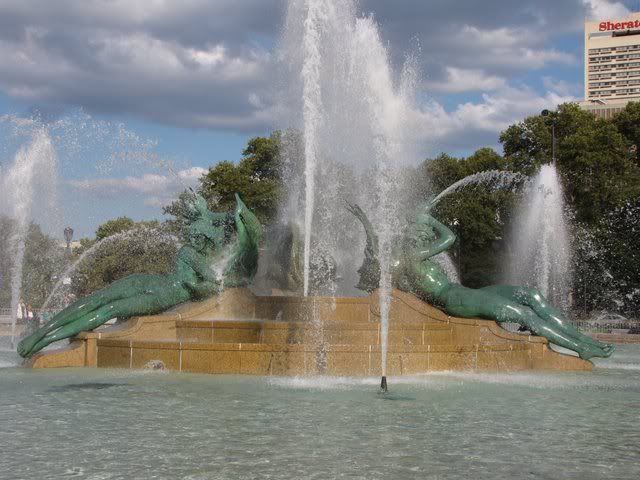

[394,254,452,305]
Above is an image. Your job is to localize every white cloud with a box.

[427,67,507,93]
[67,167,207,208]
[0,0,601,152]
[542,76,581,96]
[584,0,630,20]
[444,26,577,71]
[406,85,577,154]
[0,1,279,131]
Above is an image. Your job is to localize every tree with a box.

[500,103,596,175]
[419,148,519,287]
[573,198,640,315]
[0,216,65,308]
[71,219,177,297]
[95,217,135,241]
[200,132,282,223]
[164,133,283,225]
[560,119,640,224]
[500,102,640,225]
[612,101,640,168]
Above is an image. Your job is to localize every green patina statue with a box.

[346,201,614,361]
[266,222,337,294]
[18,193,261,358]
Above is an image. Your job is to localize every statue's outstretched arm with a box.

[223,194,263,284]
[345,202,379,260]
[288,222,303,287]
[345,202,381,292]
[233,193,262,249]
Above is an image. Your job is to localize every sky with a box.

[0,0,636,238]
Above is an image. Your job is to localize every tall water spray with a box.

[0,128,58,347]
[300,0,324,297]
[508,164,572,310]
[280,0,419,380]
[1,111,175,352]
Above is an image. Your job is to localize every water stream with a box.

[280,0,418,381]
[507,163,572,310]
[0,127,58,348]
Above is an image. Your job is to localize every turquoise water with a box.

[1,341,639,479]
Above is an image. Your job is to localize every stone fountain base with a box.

[26,288,592,373]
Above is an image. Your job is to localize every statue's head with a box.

[403,215,437,254]
[186,218,224,252]
[180,193,235,248]
[403,203,438,244]
[408,224,436,241]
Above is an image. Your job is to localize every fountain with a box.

[18,180,603,370]
[279,0,415,383]
[2,3,639,479]
[0,125,58,348]
[507,163,572,311]
[9,0,603,375]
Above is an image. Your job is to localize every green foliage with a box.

[95,217,135,241]
[420,148,518,287]
[21,224,66,307]
[500,102,640,225]
[162,190,198,236]
[200,132,282,223]
[500,103,595,174]
[0,216,65,307]
[163,132,282,226]
[612,101,640,168]
[71,219,176,297]
[573,199,640,315]
[560,118,639,223]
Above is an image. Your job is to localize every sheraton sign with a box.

[599,20,640,32]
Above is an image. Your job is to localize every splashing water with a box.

[507,164,572,309]
[429,170,527,208]
[422,169,527,291]
[280,0,420,379]
[1,110,192,348]
[37,227,180,319]
[0,128,58,347]
[299,0,324,298]
[433,253,460,283]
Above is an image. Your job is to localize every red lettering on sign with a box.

[598,19,640,31]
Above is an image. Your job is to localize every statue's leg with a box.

[17,288,127,357]
[442,286,607,360]
[26,293,167,356]
[481,285,613,355]
[27,306,117,356]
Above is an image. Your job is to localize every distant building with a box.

[581,12,640,118]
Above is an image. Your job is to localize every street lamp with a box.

[541,109,558,165]
[63,226,74,252]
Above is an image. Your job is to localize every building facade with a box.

[582,12,640,118]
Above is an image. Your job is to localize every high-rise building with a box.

[581,12,640,118]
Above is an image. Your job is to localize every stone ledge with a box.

[27,288,594,373]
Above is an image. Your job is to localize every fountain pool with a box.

[1,337,639,479]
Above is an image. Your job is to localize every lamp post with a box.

[63,227,74,253]
[452,218,461,275]
[541,109,558,165]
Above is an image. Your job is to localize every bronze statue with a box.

[265,222,337,294]
[17,193,261,358]
[346,201,614,360]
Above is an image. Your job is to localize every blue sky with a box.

[0,0,635,237]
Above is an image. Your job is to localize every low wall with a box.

[27,288,592,373]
